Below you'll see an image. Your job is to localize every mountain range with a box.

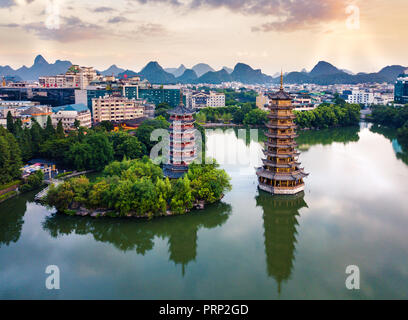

[1,55,406,85]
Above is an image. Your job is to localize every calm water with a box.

[1,123,408,300]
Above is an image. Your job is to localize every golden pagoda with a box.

[257,72,308,195]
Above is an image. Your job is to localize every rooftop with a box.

[53,103,89,113]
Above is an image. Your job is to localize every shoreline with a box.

[64,199,211,219]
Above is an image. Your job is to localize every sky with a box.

[0,0,407,75]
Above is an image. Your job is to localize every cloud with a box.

[0,23,19,27]
[92,6,115,13]
[108,16,130,24]
[23,16,104,42]
[0,0,15,8]
[135,23,166,36]
[132,0,350,32]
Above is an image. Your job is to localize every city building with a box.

[342,90,375,105]
[20,106,53,128]
[52,103,92,130]
[189,91,226,109]
[0,100,40,117]
[395,71,408,105]
[39,65,99,90]
[257,76,308,195]
[164,96,197,179]
[92,96,145,123]
[139,86,183,107]
[256,93,270,111]
[0,87,76,107]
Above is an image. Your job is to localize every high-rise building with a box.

[257,74,308,195]
[39,65,99,89]
[164,95,197,179]
[395,71,408,105]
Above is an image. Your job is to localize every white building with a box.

[345,91,374,105]
[52,104,92,130]
[189,91,226,109]
[92,96,145,123]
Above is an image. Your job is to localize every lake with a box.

[1,123,408,299]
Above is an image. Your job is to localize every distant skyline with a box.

[0,0,407,74]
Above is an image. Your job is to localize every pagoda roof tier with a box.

[169,118,195,125]
[169,128,196,135]
[168,105,196,116]
[262,151,300,159]
[257,168,309,181]
[170,136,195,143]
[163,164,189,179]
[267,105,295,110]
[169,155,196,162]
[262,159,300,167]
[267,114,296,120]
[264,141,298,148]
[268,89,292,101]
[170,145,197,152]
[265,123,297,130]
[264,132,298,139]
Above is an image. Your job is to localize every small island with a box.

[45,157,231,219]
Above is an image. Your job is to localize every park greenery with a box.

[4,112,170,177]
[195,102,360,129]
[194,102,268,126]
[294,103,361,129]
[46,157,232,218]
[0,126,22,185]
[370,105,408,149]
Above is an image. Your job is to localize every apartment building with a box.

[52,103,92,130]
[92,96,145,123]
[189,91,226,109]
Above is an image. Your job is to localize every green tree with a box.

[6,111,14,134]
[56,120,65,139]
[0,126,23,184]
[44,115,55,139]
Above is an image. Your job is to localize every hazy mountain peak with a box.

[34,54,48,65]
[192,63,215,77]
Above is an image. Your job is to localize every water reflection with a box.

[370,124,408,165]
[256,192,308,294]
[42,202,231,276]
[0,192,33,247]
[296,126,360,151]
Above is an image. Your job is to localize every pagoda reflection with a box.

[42,202,231,276]
[255,191,308,294]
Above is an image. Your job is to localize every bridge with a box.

[34,179,63,202]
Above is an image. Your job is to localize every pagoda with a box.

[257,73,308,195]
[163,92,197,179]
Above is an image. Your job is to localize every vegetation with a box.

[5,114,169,172]
[46,157,232,219]
[19,170,44,193]
[195,102,360,129]
[294,103,361,129]
[0,126,23,185]
[0,191,18,203]
[370,105,408,149]
[155,102,172,120]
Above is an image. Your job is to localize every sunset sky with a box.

[0,0,407,74]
